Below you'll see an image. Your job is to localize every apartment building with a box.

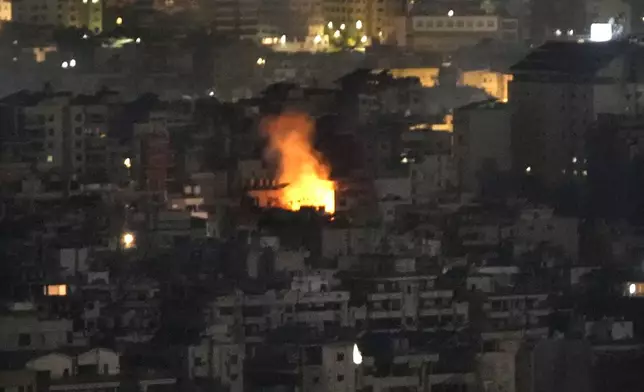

[453,99,511,193]
[205,289,351,344]
[0,90,121,178]
[321,0,406,40]
[510,40,644,187]
[10,0,102,32]
[406,12,520,52]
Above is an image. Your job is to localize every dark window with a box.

[337,352,344,361]
[48,128,54,136]
[67,332,73,343]
[75,127,82,135]
[18,333,31,346]
[337,374,344,382]
[75,113,82,122]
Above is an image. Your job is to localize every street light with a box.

[340,23,346,30]
[116,16,123,25]
[256,57,266,66]
[333,30,341,38]
[69,59,76,68]
[123,157,132,169]
[313,34,322,44]
[122,232,135,249]
[352,344,362,365]
[61,61,69,69]
[327,21,333,29]
[447,9,454,17]
[279,35,286,44]
[356,20,362,29]
[360,35,368,43]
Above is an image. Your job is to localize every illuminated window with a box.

[44,284,67,296]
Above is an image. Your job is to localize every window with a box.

[230,354,238,365]
[103,364,108,374]
[336,352,345,361]
[67,332,73,343]
[487,20,495,27]
[76,154,82,162]
[337,374,344,382]
[18,333,31,347]
[75,141,82,148]
[75,127,82,135]
[48,128,54,136]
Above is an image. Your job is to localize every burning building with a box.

[248,113,335,214]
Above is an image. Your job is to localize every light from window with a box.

[44,284,67,296]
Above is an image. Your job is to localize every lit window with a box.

[44,284,67,296]
[47,155,53,163]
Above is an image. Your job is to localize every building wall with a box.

[0,370,37,392]
[0,316,73,351]
[460,71,512,102]
[321,344,355,392]
[453,101,511,193]
[26,354,73,379]
[408,15,519,52]
[77,349,120,375]
[11,0,102,32]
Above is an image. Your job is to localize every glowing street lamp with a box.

[327,21,333,29]
[62,61,69,69]
[340,23,346,30]
[447,9,454,17]
[116,16,123,25]
[122,232,135,249]
[333,30,341,38]
[360,35,368,43]
[69,58,76,68]
[353,344,363,365]
[356,20,362,29]
[313,34,322,44]
[123,157,132,168]
[256,57,266,66]
[279,35,286,44]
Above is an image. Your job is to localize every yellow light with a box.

[44,284,67,296]
[116,16,123,25]
[333,30,341,38]
[447,9,454,17]
[356,20,362,29]
[123,157,131,168]
[360,35,367,43]
[340,23,346,30]
[313,34,322,44]
[256,57,266,65]
[122,232,135,249]
[279,35,286,44]
[327,21,333,29]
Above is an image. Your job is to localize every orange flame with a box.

[261,113,335,213]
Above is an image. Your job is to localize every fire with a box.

[261,113,335,213]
